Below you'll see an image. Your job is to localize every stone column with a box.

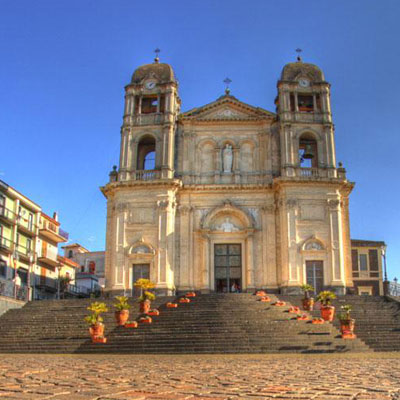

[246,232,255,291]
[262,203,277,288]
[327,200,345,289]
[286,199,299,285]
[178,205,192,290]
[156,198,176,294]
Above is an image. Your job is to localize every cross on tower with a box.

[296,48,303,62]
[154,48,160,63]
[223,77,232,95]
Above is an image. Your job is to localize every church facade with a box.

[101,56,355,296]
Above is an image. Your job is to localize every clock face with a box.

[299,78,310,87]
[145,81,156,89]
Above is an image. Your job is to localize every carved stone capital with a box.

[116,202,128,212]
[286,199,298,209]
[178,205,192,215]
[261,203,276,213]
[327,199,340,210]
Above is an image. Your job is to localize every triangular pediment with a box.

[180,95,275,121]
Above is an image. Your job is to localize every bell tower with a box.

[102,53,181,297]
[276,54,337,178]
[117,51,181,181]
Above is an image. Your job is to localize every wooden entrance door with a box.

[132,264,150,297]
[306,260,324,294]
[214,244,242,293]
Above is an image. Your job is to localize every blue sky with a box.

[1,0,399,279]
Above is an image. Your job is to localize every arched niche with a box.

[239,140,256,173]
[201,201,254,232]
[198,139,216,174]
[301,237,326,252]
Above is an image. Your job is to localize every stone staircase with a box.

[279,295,400,352]
[0,293,370,354]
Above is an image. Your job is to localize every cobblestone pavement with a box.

[0,354,399,400]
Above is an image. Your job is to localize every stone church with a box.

[101,55,355,296]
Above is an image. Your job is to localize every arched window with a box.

[144,151,155,170]
[68,250,73,259]
[137,135,156,170]
[299,133,318,168]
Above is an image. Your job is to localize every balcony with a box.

[0,206,15,225]
[132,113,165,126]
[35,276,57,292]
[39,220,67,243]
[16,243,33,261]
[130,169,162,181]
[0,236,13,254]
[38,245,58,267]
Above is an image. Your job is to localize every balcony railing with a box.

[133,113,165,126]
[16,243,32,257]
[0,277,29,301]
[42,220,58,233]
[35,276,57,291]
[0,236,12,251]
[39,245,58,263]
[132,170,162,181]
[59,228,69,240]
[0,206,15,222]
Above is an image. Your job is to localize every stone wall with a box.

[0,295,25,317]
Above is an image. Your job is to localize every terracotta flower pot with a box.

[167,302,178,308]
[186,292,196,297]
[321,305,335,322]
[125,321,138,328]
[179,297,190,303]
[89,323,104,341]
[115,310,129,326]
[139,300,151,314]
[340,318,355,335]
[302,298,314,311]
[148,309,160,316]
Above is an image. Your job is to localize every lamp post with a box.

[28,252,33,301]
[394,277,398,297]
[382,245,388,296]
[13,250,19,299]
[56,262,62,300]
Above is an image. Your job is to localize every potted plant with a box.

[316,291,336,321]
[114,296,131,326]
[134,278,156,313]
[84,301,108,343]
[300,284,315,311]
[338,304,356,338]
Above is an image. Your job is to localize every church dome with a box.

[280,60,325,82]
[131,61,176,84]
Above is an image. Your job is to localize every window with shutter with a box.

[369,249,379,272]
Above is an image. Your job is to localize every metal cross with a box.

[154,48,160,62]
[223,77,232,94]
[296,48,302,61]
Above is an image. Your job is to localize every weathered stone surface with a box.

[0,354,400,399]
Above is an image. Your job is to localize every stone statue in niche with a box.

[222,144,233,173]
[132,245,151,254]
[305,241,323,251]
[215,217,239,232]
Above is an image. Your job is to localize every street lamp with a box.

[56,262,62,300]
[13,250,19,299]
[28,252,34,301]
[394,277,398,297]
[381,245,388,295]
